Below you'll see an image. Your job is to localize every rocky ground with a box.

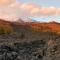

[0,38,60,60]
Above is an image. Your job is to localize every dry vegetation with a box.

[0,20,60,60]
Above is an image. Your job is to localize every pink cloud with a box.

[0,0,15,6]
[40,7,56,15]
[0,1,60,21]
[20,3,60,16]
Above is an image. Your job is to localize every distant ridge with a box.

[0,18,60,35]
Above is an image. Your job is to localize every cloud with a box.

[0,0,18,21]
[19,3,60,16]
[0,0,60,21]
[0,0,15,6]
[20,3,41,15]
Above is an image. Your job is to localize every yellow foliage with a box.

[0,24,13,34]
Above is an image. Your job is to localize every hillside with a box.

[0,19,60,60]
[29,22,60,34]
[0,19,60,34]
[0,19,60,41]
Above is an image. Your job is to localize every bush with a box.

[0,27,5,34]
[0,26,13,35]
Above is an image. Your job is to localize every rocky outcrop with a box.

[0,39,59,60]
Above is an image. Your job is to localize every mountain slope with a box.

[0,19,60,60]
[0,19,60,42]
[0,19,60,35]
[0,19,13,34]
[29,22,60,34]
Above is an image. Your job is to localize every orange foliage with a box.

[29,22,60,34]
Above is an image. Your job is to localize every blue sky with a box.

[0,0,60,22]
[18,0,60,7]
[16,0,60,22]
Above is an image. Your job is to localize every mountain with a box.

[29,21,60,35]
[0,19,60,35]
[16,18,25,23]
[0,19,60,60]
[0,19,60,44]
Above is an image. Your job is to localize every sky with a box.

[0,0,60,22]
